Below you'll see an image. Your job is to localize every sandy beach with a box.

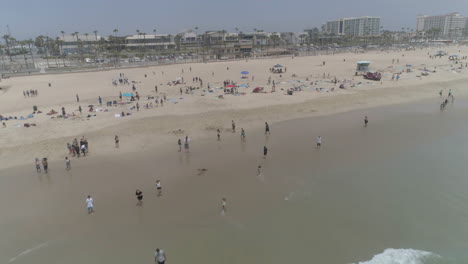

[1,46,468,169]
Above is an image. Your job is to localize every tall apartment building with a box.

[416,13,466,37]
[324,16,381,36]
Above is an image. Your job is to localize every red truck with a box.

[363,72,382,81]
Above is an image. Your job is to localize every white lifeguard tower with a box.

[356,61,371,72]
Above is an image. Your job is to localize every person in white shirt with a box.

[86,195,94,214]
[154,248,166,264]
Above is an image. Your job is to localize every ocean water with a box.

[0,97,467,264]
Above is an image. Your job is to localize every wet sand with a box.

[1,96,468,263]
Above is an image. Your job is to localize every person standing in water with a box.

[154,248,166,264]
[156,180,162,197]
[86,195,94,214]
[241,128,246,139]
[265,122,270,135]
[42,158,49,173]
[65,157,71,170]
[257,165,262,176]
[135,189,143,205]
[364,116,368,127]
[35,158,41,173]
[263,146,268,158]
[184,136,190,152]
[217,129,221,141]
[114,135,119,148]
[232,120,236,132]
[316,136,322,149]
[221,198,227,212]
[178,139,182,152]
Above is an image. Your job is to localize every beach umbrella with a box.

[273,64,283,68]
[226,85,235,88]
[241,71,249,75]
[239,84,249,88]
[123,93,133,97]
[88,105,94,107]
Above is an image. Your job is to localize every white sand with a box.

[1,46,468,169]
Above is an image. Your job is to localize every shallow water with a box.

[0,96,467,264]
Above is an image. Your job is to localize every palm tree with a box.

[26,39,36,67]
[93,30,99,59]
[152,29,157,53]
[194,27,199,57]
[2,35,12,61]
[84,33,89,54]
[113,29,119,66]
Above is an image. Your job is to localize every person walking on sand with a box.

[42,158,48,173]
[217,129,221,141]
[65,157,71,170]
[265,122,270,134]
[135,189,143,205]
[178,139,182,152]
[35,158,41,173]
[98,96,102,105]
[257,165,262,176]
[154,248,166,264]
[156,180,162,197]
[76,94,80,102]
[232,120,236,132]
[263,146,268,158]
[114,135,119,148]
[364,116,368,127]
[78,105,82,114]
[86,195,94,214]
[316,136,322,149]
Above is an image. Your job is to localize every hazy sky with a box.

[1,0,467,39]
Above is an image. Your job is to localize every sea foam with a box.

[354,248,442,264]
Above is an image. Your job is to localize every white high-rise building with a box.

[324,16,381,36]
[416,13,465,37]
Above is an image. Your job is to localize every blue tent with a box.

[241,71,249,75]
[123,93,133,97]
[273,64,283,68]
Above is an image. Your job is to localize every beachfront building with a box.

[125,34,175,52]
[416,13,466,38]
[60,34,104,54]
[280,32,309,46]
[323,16,381,36]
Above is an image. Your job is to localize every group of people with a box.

[269,67,286,74]
[177,136,190,152]
[23,89,39,97]
[440,89,455,111]
[66,137,89,158]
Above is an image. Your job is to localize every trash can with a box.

[33,105,38,112]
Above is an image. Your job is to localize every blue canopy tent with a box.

[273,64,283,68]
[241,71,249,75]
